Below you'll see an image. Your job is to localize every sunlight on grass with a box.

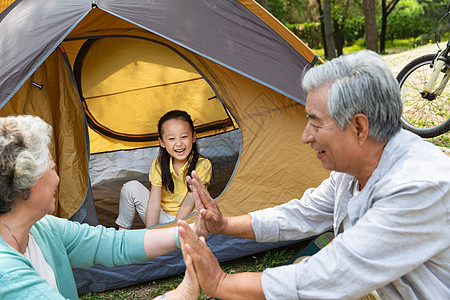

[426,131,450,148]
[312,37,434,61]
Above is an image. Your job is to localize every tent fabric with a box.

[1,0,315,105]
[74,36,238,153]
[0,0,92,104]
[0,49,91,220]
[98,0,314,103]
[0,0,330,294]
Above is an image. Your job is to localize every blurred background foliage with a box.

[255,0,450,56]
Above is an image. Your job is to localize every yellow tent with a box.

[0,0,329,293]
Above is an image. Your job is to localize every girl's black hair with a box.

[158,110,199,193]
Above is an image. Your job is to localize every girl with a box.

[116,110,212,229]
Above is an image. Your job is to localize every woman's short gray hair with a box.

[302,50,402,142]
[0,115,52,214]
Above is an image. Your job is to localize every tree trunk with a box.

[380,0,401,53]
[316,0,328,59]
[324,0,336,59]
[380,0,387,53]
[363,0,378,52]
[333,19,344,56]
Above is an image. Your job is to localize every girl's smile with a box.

[174,149,186,156]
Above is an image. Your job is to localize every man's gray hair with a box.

[0,115,52,214]
[302,50,402,142]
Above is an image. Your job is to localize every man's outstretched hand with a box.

[187,171,228,235]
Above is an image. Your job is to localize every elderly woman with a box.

[0,115,200,300]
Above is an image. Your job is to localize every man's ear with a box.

[159,138,165,148]
[352,113,369,144]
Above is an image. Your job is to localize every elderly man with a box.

[177,50,450,300]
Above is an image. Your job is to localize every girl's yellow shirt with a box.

[149,156,212,215]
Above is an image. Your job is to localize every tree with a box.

[363,0,378,52]
[315,0,329,58]
[333,19,344,56]
[332,0,353,57]
[324,0,336,59]
[380,0,401,53]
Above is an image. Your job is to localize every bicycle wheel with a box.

[396,54,450,138]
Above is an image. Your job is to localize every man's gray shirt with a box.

[250,129,450,299]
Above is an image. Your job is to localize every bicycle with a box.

[396,10,450,138]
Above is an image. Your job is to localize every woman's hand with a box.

[152,221,201,300]
[153,256,200,300]
[178,219,228,298]
[187,171,228,235]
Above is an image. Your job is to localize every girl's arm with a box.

[143,222,198,259]
[146,185,162,227]
[175,192,195,220]
[174,158,212,221]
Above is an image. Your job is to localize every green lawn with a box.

[79,240,312,299]
[312,37,439,59]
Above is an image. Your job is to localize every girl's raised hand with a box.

[187,171,228,235]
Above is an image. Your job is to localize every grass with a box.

[79,239,312,299]
[426,131,450,148]
[312,37,440,60]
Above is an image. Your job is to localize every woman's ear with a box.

[193,132,197,143]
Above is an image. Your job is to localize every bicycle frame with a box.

[396,8,450,138]
[422,42,450,100]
